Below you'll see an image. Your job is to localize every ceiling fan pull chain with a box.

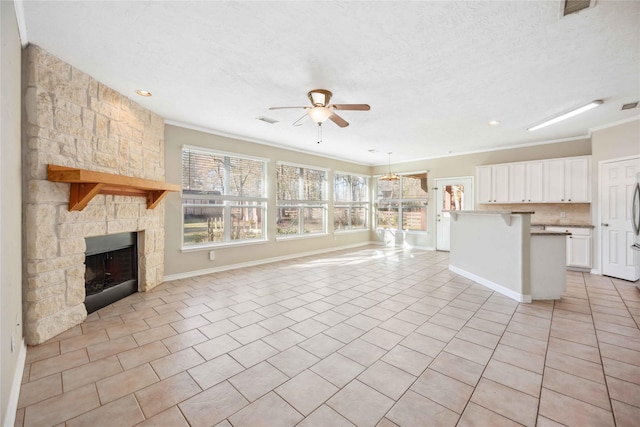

[317,124,322,144]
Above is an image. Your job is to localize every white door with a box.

[601,157,640,281]
[436,177,474,251]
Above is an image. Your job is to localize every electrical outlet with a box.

[209,250,215,261]
[560,211,566,218]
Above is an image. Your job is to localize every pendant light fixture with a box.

[380,152,400,181]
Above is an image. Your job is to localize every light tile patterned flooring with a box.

[15,246,640,427]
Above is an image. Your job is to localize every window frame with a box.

[181,145,268,250]
[375,171,428,233]
[276,161,329,239]
[333,171,370,233]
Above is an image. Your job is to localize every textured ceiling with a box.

[18,0,640,165]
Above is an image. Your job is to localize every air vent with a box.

[621,102,639,111]
[563,0,593,16]
[257,116,279,124]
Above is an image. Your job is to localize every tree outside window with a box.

[181,147,267,248]
[277,163,327,236]
[334,173,369,231]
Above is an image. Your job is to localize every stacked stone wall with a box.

[23,45,166,345]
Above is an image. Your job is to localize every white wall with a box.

[1,1,25,425]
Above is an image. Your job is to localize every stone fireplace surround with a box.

[23,45,167,345]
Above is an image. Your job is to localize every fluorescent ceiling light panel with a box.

[527,100,603,131]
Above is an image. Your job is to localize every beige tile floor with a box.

[14,246,640,427]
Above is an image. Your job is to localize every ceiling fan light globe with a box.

[308,106,333,124]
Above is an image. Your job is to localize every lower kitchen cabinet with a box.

[545,226,592,269]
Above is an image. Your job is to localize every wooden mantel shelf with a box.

[47,164,181,211]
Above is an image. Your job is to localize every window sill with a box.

[181,239,268,253]
[276,233,329,242]
[375,227,428,234]
[334,229,370,234]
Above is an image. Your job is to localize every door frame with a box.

[597,154,640,277]
[435,176,474,251]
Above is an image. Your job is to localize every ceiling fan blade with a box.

[330,104,370,111]
[292,113,308,127]
[269,106,309,110]
[329,113,349,128]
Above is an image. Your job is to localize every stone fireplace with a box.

[23,45,167,345]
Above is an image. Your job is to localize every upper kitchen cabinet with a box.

[509,161,544,203]
[477,156,591,204]
[543,156,591,203]
[478,164,509,203]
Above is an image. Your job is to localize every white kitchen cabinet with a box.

[478,166,493,204]
[510,161,544,203]
[543,156,591,203]
[526,161,544,203]
[565,157,590,202]
[543,159,566,202]
[545,226,592,269]
[478,156,590,205]
[477,164,509,203]
[509,163,526,202]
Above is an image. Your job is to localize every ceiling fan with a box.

[269,89,370,128]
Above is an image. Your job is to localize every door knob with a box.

[601,223,609,226]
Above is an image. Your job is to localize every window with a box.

[376,173,428,231]
[277,163,327,236]
[334,172,369,231]
[182,146,267,248]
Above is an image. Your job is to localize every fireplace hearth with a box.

[85,232,138,313]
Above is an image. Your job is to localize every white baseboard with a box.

[449,265,532,303]
[164,241,377,282]
[3,338,26,427]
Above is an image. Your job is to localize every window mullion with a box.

[224,204,231,242]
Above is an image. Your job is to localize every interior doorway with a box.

[600,156,640,281]
[435,176,474,251]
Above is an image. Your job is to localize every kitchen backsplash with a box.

[479,203,591,225]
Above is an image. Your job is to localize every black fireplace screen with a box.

[84,232,138,313]
[85,246,136,296]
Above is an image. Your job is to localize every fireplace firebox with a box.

[84,232,138,313]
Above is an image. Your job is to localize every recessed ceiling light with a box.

[135,89,152,97]
[489,120,500,126]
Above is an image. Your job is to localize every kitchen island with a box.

[447,210,568,302]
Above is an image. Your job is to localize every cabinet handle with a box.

[568,199,571,202]
[561,198,564,201]
[601,223,609,227]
